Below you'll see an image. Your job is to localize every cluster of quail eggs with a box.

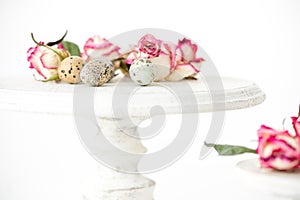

[58,56,157,86]
[57,56,114,86]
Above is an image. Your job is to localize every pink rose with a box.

[257,117,300,170]
[27,44,70,81]
[82,35,121,61]
[165,38,205,81]
[138,34,162,57]
[125,34,205,81]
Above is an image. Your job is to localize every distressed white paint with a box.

[0,74,265,199]
[0,75,265,116]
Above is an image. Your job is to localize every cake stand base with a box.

[82,166,155,200]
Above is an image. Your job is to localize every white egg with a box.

[129,58,157,86]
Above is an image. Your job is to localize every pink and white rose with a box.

[82,35,121,61]
[125,34,205,81]
[257,117,300,171]
[27,44,70,81]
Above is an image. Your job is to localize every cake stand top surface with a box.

[0,74,265,117]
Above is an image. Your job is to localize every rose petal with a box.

[149,54,171,81]
[27,46,37,63]
[125,49,139,65]
[163,42,177,70]
[262,139,299,158]
[166,64,198,81]
[271,158,299,170]
[83,35,121,61]
[261,156,300,170]
[257,125,289,137]
[84,36,112,50]
[40,51,60,69]
[176,38,198,62]
[292,117,300,136]
[27,46,60,80]
[277,135,300,153]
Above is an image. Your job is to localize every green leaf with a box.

[46,30,68,46]
[205,142,256,156]
[61,41,81,56]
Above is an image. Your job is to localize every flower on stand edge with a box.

[206,107,300,171]
[80,35,127,75]
[27,32,205,83]
[27,31,82,82]
[81,35,121,62]
[125,34,205,81]
[27,43,70,81]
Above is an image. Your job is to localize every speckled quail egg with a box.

[129,58,157,86]
[89,56,115,80]
[58,56,84,84]
[80,58,113,86]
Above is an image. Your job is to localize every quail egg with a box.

[80,58,113,86]
[58,56,84,84]
[129,58,157,86]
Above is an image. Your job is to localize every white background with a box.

[0,0,300,199]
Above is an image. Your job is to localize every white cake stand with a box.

[0,75,265,200]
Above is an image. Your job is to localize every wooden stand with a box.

[0,75,265,199]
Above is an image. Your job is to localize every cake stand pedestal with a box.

[0,75,265,200]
